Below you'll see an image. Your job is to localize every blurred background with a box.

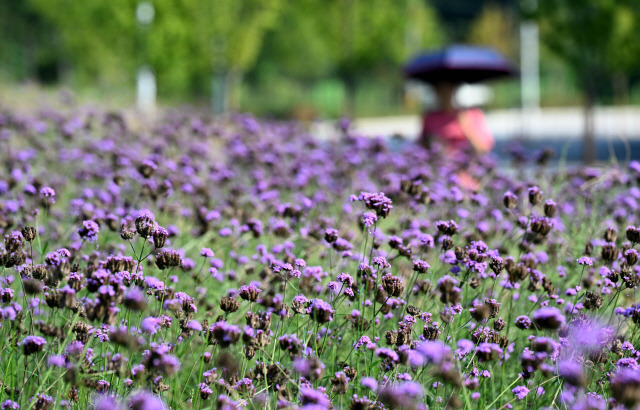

[2,0,640,160]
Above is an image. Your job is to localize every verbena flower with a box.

[512,385,529,400]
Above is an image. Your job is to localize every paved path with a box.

[312,106,640,142]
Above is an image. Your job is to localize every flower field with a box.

[1,107,640,409]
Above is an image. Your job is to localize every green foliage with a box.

[532,0,640,94]
[321,0,443,78]
[28,0,138,85]
[17,0,443,114]
[28,0,281,97]
[467,3,517,60]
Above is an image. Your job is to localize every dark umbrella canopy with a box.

[404,44,517,84]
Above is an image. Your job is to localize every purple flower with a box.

[361,377,377,391]
[611,368,640,408]
[187,320,202,331]
[200,248,214,258]
[199,383,213,399]
[1,400,19,410]
[327,281,340,295]
[159,355,181,375]
[124,287,147,311]
[617,358,640,370]
[78,220,100,242]
[503,191,518,208]
[378,382,424,410]
[307,299,334,324]
[299,386,330,406]
[413,259,430,273]
[362,211,378,228]
[209,321,241,348]
[29,394,53,409]
[572,393,606,410]
[577,256,594,266]
[475,343,503,361]
[417,341,451,364]
[455,339,474,357]
[357,191,393,218]
[48,355,66,367]
[337,272,354,287]
[20,335,46,355]
[93,393,120,409]
[39,186,56,203]
[515,315,532,329]
[532,307,565,330]
[141,317,162,335]
[238,284,261,302]
[66,340,84,356]
[128,390,167,410]
[512,385,529,400]
[354,336,377,351]
[375,347,399,363]
[558,360,586,387]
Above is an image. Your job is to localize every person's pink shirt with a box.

[421,108,494,153]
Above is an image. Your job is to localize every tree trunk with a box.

[583,89,596,164]
[228,70,242,112]
[343,76,357,118]
[211,72,227,115]
[613,72,628,105]
[211,70,241,115]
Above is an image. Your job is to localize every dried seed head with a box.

[385,330,398,346]
[543,200,557,217]
[627,226,640,243]
[503,191,518,209]
[135,213,155,238]
[625,249,639,266]
[423,324,441,341]
[604,227,618,243]
[24,279,44,295]
[220,296,240,313]
[324,228,338,244]
[528,186,543,205]
[470,304,490,322]
[601,242,618,262]
[381,275,404,297]
[137,160,157,178]
[21,226,36,242]
[584,291,603,310]
[584,242,593,256]
[152,227,168,248]
[331,371,349,395]
[406,305,421,317]
[156,250,182,270]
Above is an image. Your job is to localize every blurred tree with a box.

[431,0,516,42]
[247,0,337,119]
[247,0,443,117]
[28,0,281,108]
[28,0,138,87]
[256,0,335,82]
[185,0,282,111]
[0,0,62,83]
[22,0,443,116]
[323,0,443,115]
[467,3,517,59]
[531,0,640,163]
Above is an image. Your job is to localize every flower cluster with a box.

[0,107,637,408]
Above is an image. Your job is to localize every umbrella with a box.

[404,44,517,84]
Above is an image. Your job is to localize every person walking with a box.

[420,81,494,155]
